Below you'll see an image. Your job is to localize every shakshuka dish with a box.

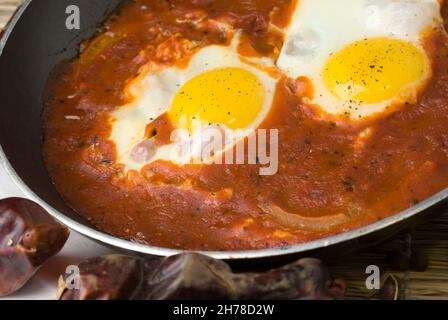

[43,0,448,250]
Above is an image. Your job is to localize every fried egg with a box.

[110,40,278,170]
[277,0,442,120]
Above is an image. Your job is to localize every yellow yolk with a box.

[169,67,265,130]
[323,38,427,104]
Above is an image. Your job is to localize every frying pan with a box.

[0,0,447,261]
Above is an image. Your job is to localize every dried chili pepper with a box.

[0,198,69,297]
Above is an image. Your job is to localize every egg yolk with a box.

[169,67,265,130]
[323,38,427,104]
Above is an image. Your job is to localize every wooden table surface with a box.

[0,0,447,300]
[0,0,20,27]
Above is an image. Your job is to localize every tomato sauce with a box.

[43,0,448,250]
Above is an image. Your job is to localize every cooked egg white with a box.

[110,40,278,170]
[277,0,442,120]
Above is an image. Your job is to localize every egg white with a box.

[277,0,442,119]
[110,39,278,170]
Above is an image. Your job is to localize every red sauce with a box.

[43,0,448,250]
